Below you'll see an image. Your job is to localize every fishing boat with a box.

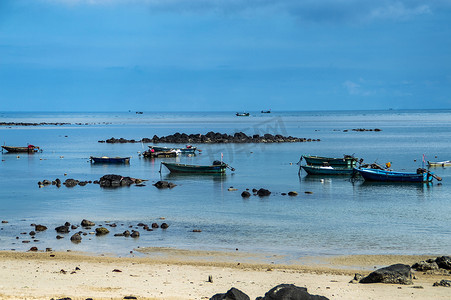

[90,156,130,164]
[261,109,271,113]
[236,112,250,116]
[142,150,180,158]
[428,160,451,167]
[161,161,234,174]
[301,155,357,168]
[301,165,354,175]
[148,145,196,154]
[1,145,40,153]
[355,168,440,183]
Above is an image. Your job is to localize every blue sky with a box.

[0,0,450,111]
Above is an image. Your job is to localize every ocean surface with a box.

[0,110,450,261]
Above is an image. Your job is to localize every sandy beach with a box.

[0,250,449,300]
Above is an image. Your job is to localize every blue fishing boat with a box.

[148,145,196,154]
[90,156,130,164]
[301,155,357,168]
[301,165,354,175]
[355,168,439,183]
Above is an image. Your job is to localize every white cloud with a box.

[41,0,442,23]
[343,80,373,96]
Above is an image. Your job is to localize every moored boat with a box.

[1,145,40,153]
[428,160,451,167]
[90,156,130,164]
[148,145,196,154]
[142,150,180,158]
[261,109,271,113]
[301,165,354,175]
[161,161,234,174]
[355,167,439,183]
[301,155,357,168]
[236,112,250,116]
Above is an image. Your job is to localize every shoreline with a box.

[0,250,449,299]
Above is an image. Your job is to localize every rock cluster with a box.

[0,122,70,126]
[38,175,145,188]
[24,219,171,244]
[412,256,451,273]
[343,128,382,132]
[99,131,320,144]
[210,284,329,300]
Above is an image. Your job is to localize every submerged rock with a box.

[257,188,271,197]
[241,191,251,198]
[81,219,95,227]
[70,233,82,243]
[153,181,176,189]
[63,179,79,188]
[95,227,109,236]
[55,226,69,234]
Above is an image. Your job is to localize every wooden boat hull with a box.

[355,168,432,183]
[428,161,451,167]
[143,151,178,158]
[1,146,39,153]
[149,146,196,154]
[90,156,130,164]
[301,165,354,175]
[302,155,356,167]
[162,162,227,173]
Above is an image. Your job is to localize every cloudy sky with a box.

[0,0,450,111]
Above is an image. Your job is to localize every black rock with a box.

[154,181,176,189]
[241,191,251,198]
[161,223,169,229]
[70,233,82,243]
[435,256,451,270]
[210,287,250,300]
[360,264,412,285]
[131,230,140,238]
[81,219,95,227]
[151,223,159,228]
[257,284,329,300]
[55,226,70,233]
[257,188,271,196]
[63,179,79,188]
[101,174,123,182]
[35,224,47,231]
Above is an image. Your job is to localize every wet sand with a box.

[0,250,449,300]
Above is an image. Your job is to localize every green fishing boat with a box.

[161,161,234,174]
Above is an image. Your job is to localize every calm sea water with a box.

[0,110,450,260]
